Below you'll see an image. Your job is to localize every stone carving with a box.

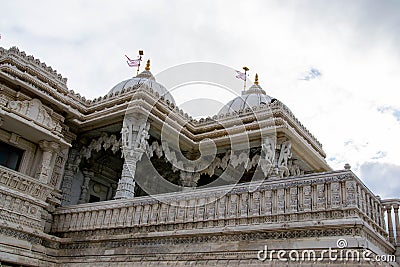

[262,190,272,215]
[303,185,312,211]
[7,98,62,133]
[217,197,226,219]
[138,124,150,150]
[316,184,326,210]
[251,191,260,216]
[331,182,341,208]
[81,133,121,161]
[78,170,94,204]
[345,180,356,207]
[277,188,285,214]
[50,152,66,187]
[51,171,388,246]
[121,122,150,151]
[0,192,43,230]
[288,160,303,176]
[145,139,303,181]
[180,171,200,188]
[116,121,151,199]
[262,137,276,165]
[36,140,60,184]
[278,140,292,168]
[0,165,53,201]
[239,193,248,217]
[228,194,238,218]
[289,187,298,212]
[121,126,131,148]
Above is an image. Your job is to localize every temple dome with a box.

[108,60,175,104]
[218,74,274,114]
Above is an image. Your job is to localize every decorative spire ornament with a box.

[254,73,259,85]
[145,59,150,71]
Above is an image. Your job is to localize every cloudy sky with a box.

[1,0,399,198]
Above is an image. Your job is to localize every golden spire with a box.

[145,59,150,71]
[254,73,259,85]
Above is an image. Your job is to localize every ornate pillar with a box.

[61,147,80,206]
[115,154,141,199]
[78,170,94,204]
[36,141,60,184]
[385,205,395,244]
[114,119,150,199]
[393,204,400,244]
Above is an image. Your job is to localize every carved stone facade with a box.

[0,47,398,266]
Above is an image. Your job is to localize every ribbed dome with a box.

[108,66,175,105]
[218,75,274,114]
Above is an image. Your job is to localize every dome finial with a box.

[145,59,150,71]
[254,73,259,85]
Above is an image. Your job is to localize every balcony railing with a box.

[0,165,53,230]
[52,170,388,242]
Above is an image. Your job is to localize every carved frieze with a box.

[7,98,62,133]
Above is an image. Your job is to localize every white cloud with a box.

[1,0,399,198]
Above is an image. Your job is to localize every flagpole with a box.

[243,66,249,91]
[136,50,144,75]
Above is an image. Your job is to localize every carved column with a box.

[36,141,59,184]
[61,147,80,206]
[393,204,400,244]
[115,118,150,199]
[385,205,395,244]
[115,154,141,199]
[78,170,94,204]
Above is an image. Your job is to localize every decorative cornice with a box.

[0,47,325,160]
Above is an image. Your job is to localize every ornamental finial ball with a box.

[145,59,150,71]
[344,163,351,170]
[254,73,259,85]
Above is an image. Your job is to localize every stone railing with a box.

[0,165,53,230]
[381,198,400,246]
[0,165,53,202]
[52,170,388,240]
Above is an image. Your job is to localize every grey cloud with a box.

[371,151,387,160]
[360,162,400,199]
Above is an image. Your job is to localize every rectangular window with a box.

[0,141,24,171]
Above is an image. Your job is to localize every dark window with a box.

[89,195,100,203]
[0,141,24,171]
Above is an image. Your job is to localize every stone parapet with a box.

[52,171,386,240]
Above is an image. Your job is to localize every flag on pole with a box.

[235,70,246,81]
[125,55,141,67]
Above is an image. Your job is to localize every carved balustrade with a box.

[51,171,387,239]
[381,198,400,246]
[0,165,53,230]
